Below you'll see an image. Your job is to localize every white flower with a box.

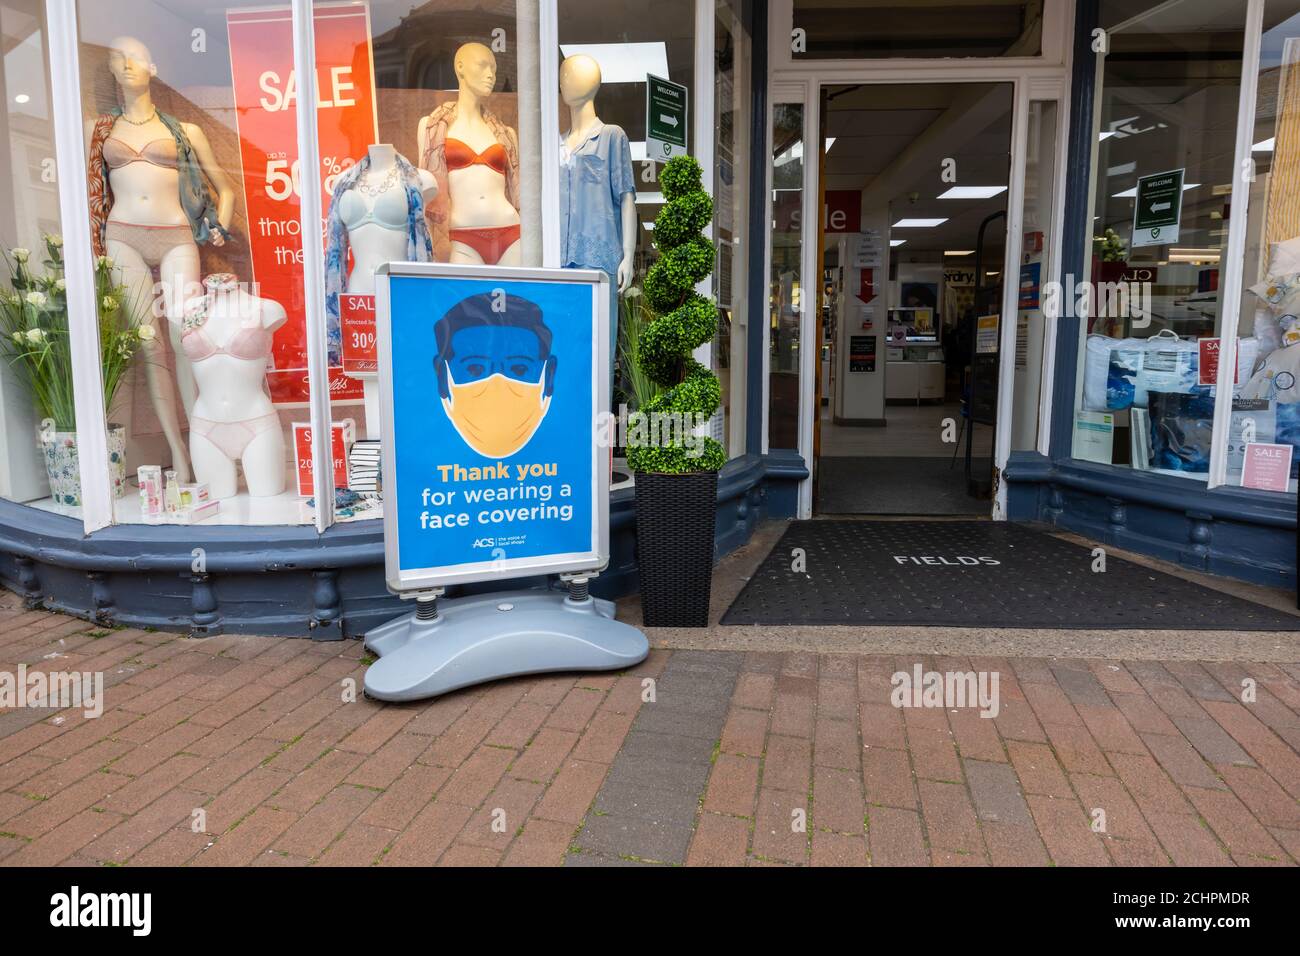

[11,248,29,263]
[11,330,23,343]
[53,279,65,292]
[101,295,117,312]
[97,256,114,270]
[24,291,46,308]
[137,323,156,341]
[25,327,44,344]
[45,235,62,248]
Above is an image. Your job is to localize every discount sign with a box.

[227,2,377,405]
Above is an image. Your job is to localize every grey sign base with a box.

[363,590,649,702]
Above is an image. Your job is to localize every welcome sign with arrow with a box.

[646,73,688,162]
[1131,167,1184,248]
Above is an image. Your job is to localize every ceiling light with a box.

[13,93,29,105]
[1110,183,1199,199]
[1253,138,1275,152]
[937,186,1007,200]
[945,250,974,256]
[559,43,670,84]
[1168,248,1220,263]
[890,239,906,247]
[892,218,948,228]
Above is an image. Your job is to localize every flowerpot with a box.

[633,470,718,627]
[41,424,126,508]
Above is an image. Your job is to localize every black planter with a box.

[634,470,718,627]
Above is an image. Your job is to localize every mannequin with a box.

[325,143,435,311]
[86,36,236,482]
[418,42,522,265]
[178,274,287,499]
[340,145,435,290]
[558,54,637,381]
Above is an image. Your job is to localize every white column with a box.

[46,0,112,533]
[290,0,335,531]
[1208,0,1265,489]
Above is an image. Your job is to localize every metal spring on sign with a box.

[568,578,589,602]
[416,595,439,621]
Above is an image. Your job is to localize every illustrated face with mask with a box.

[437,320,557,459]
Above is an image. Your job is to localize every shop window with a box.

[1072,1,1256,486]
[1235,0,1300,496]
[57,1,321,526]
[768,101,804,450]
[0,1,61,508]
[313,0,538,523]
[790,0,1043,60]
[556,0,710,461]
[39,1,542,529]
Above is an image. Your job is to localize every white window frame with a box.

[763,79,814,469]
[1208,0,1265,490]
[768,1,1076,520]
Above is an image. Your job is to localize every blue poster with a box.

[380,269,604,587]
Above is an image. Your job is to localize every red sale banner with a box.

[293,421,351,496]
[340,294,377,374]
[227,2,376,405]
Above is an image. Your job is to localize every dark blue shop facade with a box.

[0,0,1294,637]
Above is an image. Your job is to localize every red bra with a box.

[444,137,509,175]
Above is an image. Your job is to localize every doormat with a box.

[817,456,990,515]
[720,520,1300,630]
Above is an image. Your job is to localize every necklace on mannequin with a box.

[357,165,400,197]
[117,107,160,126]
[183,273,241,333]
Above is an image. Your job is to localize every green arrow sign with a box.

[1131,167,1184,247]
[646,74,688,162]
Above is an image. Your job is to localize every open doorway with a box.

[814,82,1013,516]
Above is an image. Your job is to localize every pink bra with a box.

[103,137,178,170]
[181,316,273,363]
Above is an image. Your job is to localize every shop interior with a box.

[813,82,1016,515]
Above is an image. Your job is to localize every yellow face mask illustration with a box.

[441,370,551,459]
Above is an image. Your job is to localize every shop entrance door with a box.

[768,73,1063,520]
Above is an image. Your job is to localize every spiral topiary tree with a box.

[627,155,726,474]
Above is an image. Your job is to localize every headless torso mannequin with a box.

[559,55,637,385]
[418,43,521,266]
[339,144,436,292]
[179,275,287,499]
[561,55,636,293]
[86,37,236,482]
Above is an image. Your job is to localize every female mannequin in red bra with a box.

[85,36,235,483]
[418,42,521,266]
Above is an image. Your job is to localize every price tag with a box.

[341,294,378,374]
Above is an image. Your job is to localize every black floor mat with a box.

[721,520,1300,630]
[817,456,991,515]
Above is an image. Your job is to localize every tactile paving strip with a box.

[720,520,1300,630]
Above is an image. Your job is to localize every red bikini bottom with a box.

[449,223,521,265]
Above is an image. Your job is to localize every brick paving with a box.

[0,593,1298,866]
